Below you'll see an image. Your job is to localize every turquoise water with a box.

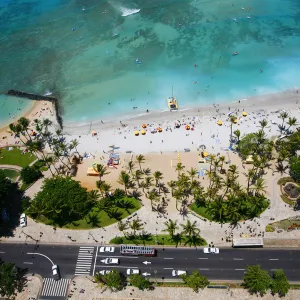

[1,0,300,125]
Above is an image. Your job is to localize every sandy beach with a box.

[60,89,300,155]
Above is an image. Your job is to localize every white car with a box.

[99,246,115,253]
[52,265,60,281]
[101,258,119,264]
[203,247,219,254]
[20,213,27,227]
[98,270,111,275]
[126,269,140,275]
[172,270,187,277]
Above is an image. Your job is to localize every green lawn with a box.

[110,233,207,247]
[63,197,141,229]
[0,147,36,167]
[1,169,20,182]
[190,203,214,221]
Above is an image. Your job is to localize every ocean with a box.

[1,0,300,126]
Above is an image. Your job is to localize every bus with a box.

[120,245,157,257]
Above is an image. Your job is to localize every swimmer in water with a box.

[193,81,198,84]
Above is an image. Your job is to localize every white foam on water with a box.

[120,7,140,17]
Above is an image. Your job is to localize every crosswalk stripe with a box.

[41,278,70,297]
[74,246,95,275]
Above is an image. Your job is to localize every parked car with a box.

[98,270,111,275]
[101,258,119,264]
[172,270,187,277]
[126,269,140,275]
[203,247,219,254]
[20,213,27,227]
[99,246,115,253]
[52,265,60,281]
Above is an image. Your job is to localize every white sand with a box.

[63,89,300,155]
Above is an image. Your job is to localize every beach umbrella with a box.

[217,120,222,126]
[242,111,248,117]
[185,125,190,130]
[203,152,209,157]
[158,127,162,132]
[141,130,146,135]
[232,119,237,124]
[142,124,147,128]
[92,130,97,136]
[134,131,139,136]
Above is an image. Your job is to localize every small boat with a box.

[135,58,143,64]
[233,52,239,56]
[233,18,238,23]
[167,86,178,111]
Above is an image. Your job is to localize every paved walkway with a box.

[67,276,300,300]
[0,164,22,171]
[15,275,42,300]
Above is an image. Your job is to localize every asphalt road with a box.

[1,243,300,282]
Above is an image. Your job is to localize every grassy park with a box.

[0,169,20,182]
[0,147,36,167]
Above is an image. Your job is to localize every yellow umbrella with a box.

[134,130,139,136]
[142,124,147,128]
[242,111,248,117]
[232,119,237,124]
[217,120,222,126]
[203,152,208,157]
[141,130,146,135]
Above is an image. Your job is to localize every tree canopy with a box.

[20,166,42,184]
[181,271,209,292]
[27,176,92,226]
[129,274,151,290]
[289,156,300,183]
[242,265,271,296]
[94,269,125,291]
[0,260,27,298]
[271,269,290,297]
[0,170,12,211]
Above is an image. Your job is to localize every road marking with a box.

[269,259,279,261]
[41,278,70,297]
[164,258,174,260]
[0,251,5,254]
[75,246,95,275]
[198,258,208,260]
[164,268,173,270]
[97,255,138,258]
[235,269,245,271]
[92,246,99,276]
[233,258,244,260]
[97,265,138,269]
[199,268,209,270]
[23,262,33,264]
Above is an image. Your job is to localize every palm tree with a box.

[252,178,267,196]
[94,164,110,182]
[167,180,177,196]
[145,176,153,193]
[88,190,100,203]
[244,169,255,194]
[258,119,268,132]
[229,115,237,144]
[279,111,289,128]
[153,170,163,186]
[187,167,197,183]
[163,219,179,238]
[133,169,143,187]
[117,171,131,194]
[180,220,199,237]
[18,117,32,142]
[286,117,297,132]
[175,162,185,177]
[127,161,135,174]
[70,139,80,157]
[233,129,241,142]
[206,197,226,223]
[130,219,144,236]
[117,220,128,233]
[9,122,26,144]
[219,156,226,172]
[147,189,160,210]
[136,154,145,170]
[98,181,112,197]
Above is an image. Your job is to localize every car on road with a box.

[98,270,111,275]
[19,213,27,227]
[99,246,115,253]
[203,247,219,254]
[126,268,140,275]
[101,258,120,264]
[52,265,60,281]
[172,270,187,277]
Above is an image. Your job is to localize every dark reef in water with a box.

[5,89,63,129]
